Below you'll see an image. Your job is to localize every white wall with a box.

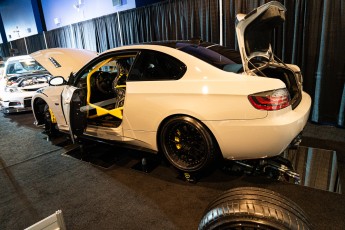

[42,0,136,31]
[0,0,38,41]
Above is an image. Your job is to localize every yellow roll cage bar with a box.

[86,57,123,119]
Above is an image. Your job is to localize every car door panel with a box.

[61,85,85,142]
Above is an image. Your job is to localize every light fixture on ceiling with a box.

[13,26,20,38]
[54,18,61,26]
[73,0,84,12]
[112,0,122,6]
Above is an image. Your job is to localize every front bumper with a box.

[0,97,32,113]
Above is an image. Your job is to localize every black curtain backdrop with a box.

[0,43,10,57]
[44,26,74,48]
[26,33,46,53]
[94,16,110,52]
[0,0,343,127]
[102,13,122,49]
[10,38,27,55]
[151,0,219,42]
[71,20,97,51]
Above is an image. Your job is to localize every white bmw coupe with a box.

[30,1,311,173]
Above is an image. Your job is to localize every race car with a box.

[0,55,50,113]
[30,1,311,173]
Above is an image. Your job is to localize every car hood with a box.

[236,1,286,72]
[30,48,98,78]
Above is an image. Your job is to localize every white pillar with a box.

[117,11,123,46]
[43,31,48,49]
[23,37,29,54]
[70,25,76,48]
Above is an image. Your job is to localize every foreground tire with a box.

[199,187,312,230]
[159,116,217,173]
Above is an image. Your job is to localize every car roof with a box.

[102,40,242,64]
[147,40,242,64]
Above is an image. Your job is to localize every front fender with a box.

[32,85,66,126]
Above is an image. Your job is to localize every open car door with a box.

[61,54,135,142]
[61,85,87,143]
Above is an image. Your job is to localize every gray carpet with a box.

[0,112,345,230]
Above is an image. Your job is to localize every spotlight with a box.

[54,18,61,26]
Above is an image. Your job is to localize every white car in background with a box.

[0,55,51,113]
[30,1,311,174]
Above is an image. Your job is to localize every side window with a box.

[129,50,186,81]
[6,63,16,74]
[14,62,24,73]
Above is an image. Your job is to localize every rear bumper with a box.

[204,91,311,160]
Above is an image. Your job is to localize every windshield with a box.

[6,58,47,74]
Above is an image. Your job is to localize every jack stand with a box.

[177,171,198,184]
[141,158,148,173]
[77,139,86,160]
[131,156,160,173]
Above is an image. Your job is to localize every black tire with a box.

[159,116,217,173]
[199,187,312,230]
[43,104,58,136]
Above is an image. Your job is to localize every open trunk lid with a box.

[236,1,286,73]
[236,1,303,110]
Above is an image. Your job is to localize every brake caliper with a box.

[175,129,182,150]
[49,108,57,123]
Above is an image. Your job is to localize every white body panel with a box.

[31,43,311,160]
[204,92,311,159]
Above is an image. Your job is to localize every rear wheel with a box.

[199,187,312,230]
[159,116,217,173]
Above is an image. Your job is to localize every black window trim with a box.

[127,49,187,82]
[72,50,140,86]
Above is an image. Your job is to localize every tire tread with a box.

[199,187,312,230]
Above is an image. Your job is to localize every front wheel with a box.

[159,116,217,173]
[43,104,58,136]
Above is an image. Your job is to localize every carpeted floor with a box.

[0,112,344,230]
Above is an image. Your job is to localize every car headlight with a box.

[36,88,44,93]
[5,87,18,93]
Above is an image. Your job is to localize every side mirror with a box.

[49,76,67,86]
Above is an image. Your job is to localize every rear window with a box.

[149,41,243,73]
[177,43,236,70]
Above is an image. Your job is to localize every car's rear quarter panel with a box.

[122,52,287,152]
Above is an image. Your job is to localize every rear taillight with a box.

[248,88,290,111]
